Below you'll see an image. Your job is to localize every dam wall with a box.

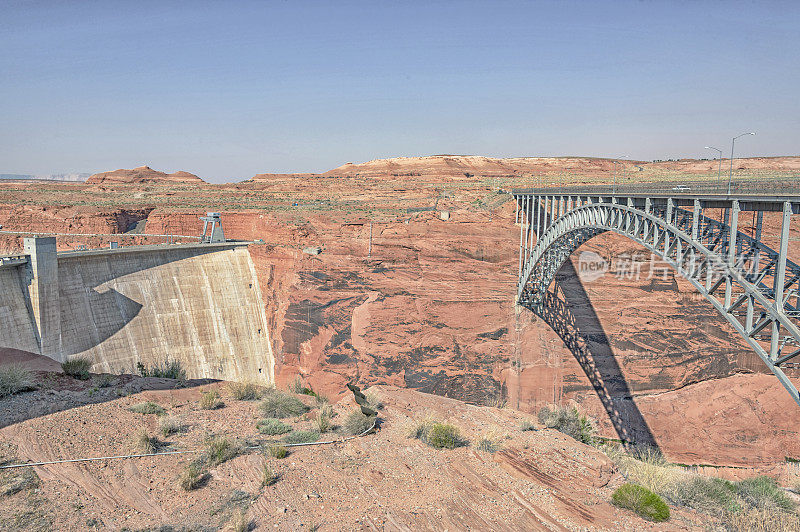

[0,239,274,384]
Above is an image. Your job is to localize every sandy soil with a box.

[0,373,714,531]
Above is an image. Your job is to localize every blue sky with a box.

[2,0,798,182]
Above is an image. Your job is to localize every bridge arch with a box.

[514,191,800,408]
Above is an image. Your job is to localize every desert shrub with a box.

[226,508,252,532]
[259,389,308,418]
[365,392,383,410]
[137,360,186,380]
[96,374,114,388]
[179,460,206,491]
[204,436,240,467]
[199,390,223,410]
[725,506,800,532]
[289,376,305,393]
[476,437,499,453]
[229,382,262,401]
[408,416,435,442]
[669,475,740,516]
[314,404,333,433]
[133,429,161,454]
[735,476,795,513]
[159,416,186,437]
[256,418,292,436]
[612,483,670,522]
[538,405,595,444]
[427,423,466,450]
[520,420,536,431]
[283,430,319,444]
[344,409,374,436]
[267,445,288,459]
[128,401,166,416]
[0,365,36,398]
[261,461,277,488]
[62,358,92,380]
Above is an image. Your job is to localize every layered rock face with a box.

[86,166,205,184]
[2,155,799,469]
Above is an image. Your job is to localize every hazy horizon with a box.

[3,0,798,183]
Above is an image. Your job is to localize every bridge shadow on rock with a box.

[535,259,659,449]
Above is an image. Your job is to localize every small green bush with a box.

[520,420,536,431]
[199,390,223,410]
[137,360,186,380]
[267,445,288,459]
[283,430,319,444]
[259,389,308,418]
[128,401,166,415]
[96,374,114,388]
[257,418,292,436]
[62,358,92,380]
[427,423,466,450]
[203,436,240,467]
[229,382,263,401]
[179,460,206,491]
[0,365,36,398]
[612,483,670,522]
[538,405,595,444]
[344,409,374,435]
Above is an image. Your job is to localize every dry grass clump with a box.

[128,401,166,416]
[344,409,375,436]
[257,418,293,436]
[538,404,595,444]
[283,430,319,444]
[61,358,92,380]
[229,382,263,401]
[267,445,288,459]
[0,365,36,398]
[225,508,252,532]
[725,507,800,532]
[475,430,503,454]
[314,404,333,433]
[158,416,186,437]
[137,359,186,380]
[199,390,224,410]
[520,420,536,431]
[133,429,162,454]
[261,461,277,488]
[203,436,241,467]
[259,389,309,418]
[179,460,207,491]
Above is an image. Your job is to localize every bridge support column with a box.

[23,237,62,362]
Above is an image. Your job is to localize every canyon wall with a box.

[0,242,274,384]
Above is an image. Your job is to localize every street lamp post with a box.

[705,146,723,192]
[727,132,755,195]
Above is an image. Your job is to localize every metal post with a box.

[691,199,700,274]
[518,196,525,279]
[752,211,763,277]
[775,202,791,314]
[726,200,739,308]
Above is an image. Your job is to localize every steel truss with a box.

[513,191,800,407]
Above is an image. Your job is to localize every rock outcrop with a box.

[86,166,205,184]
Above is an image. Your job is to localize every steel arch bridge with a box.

[513,188,800,408]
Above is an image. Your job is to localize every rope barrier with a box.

[0,419,377,470]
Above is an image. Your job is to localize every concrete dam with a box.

[0,237,274,384]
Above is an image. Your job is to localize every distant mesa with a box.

[86,165,206,184]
